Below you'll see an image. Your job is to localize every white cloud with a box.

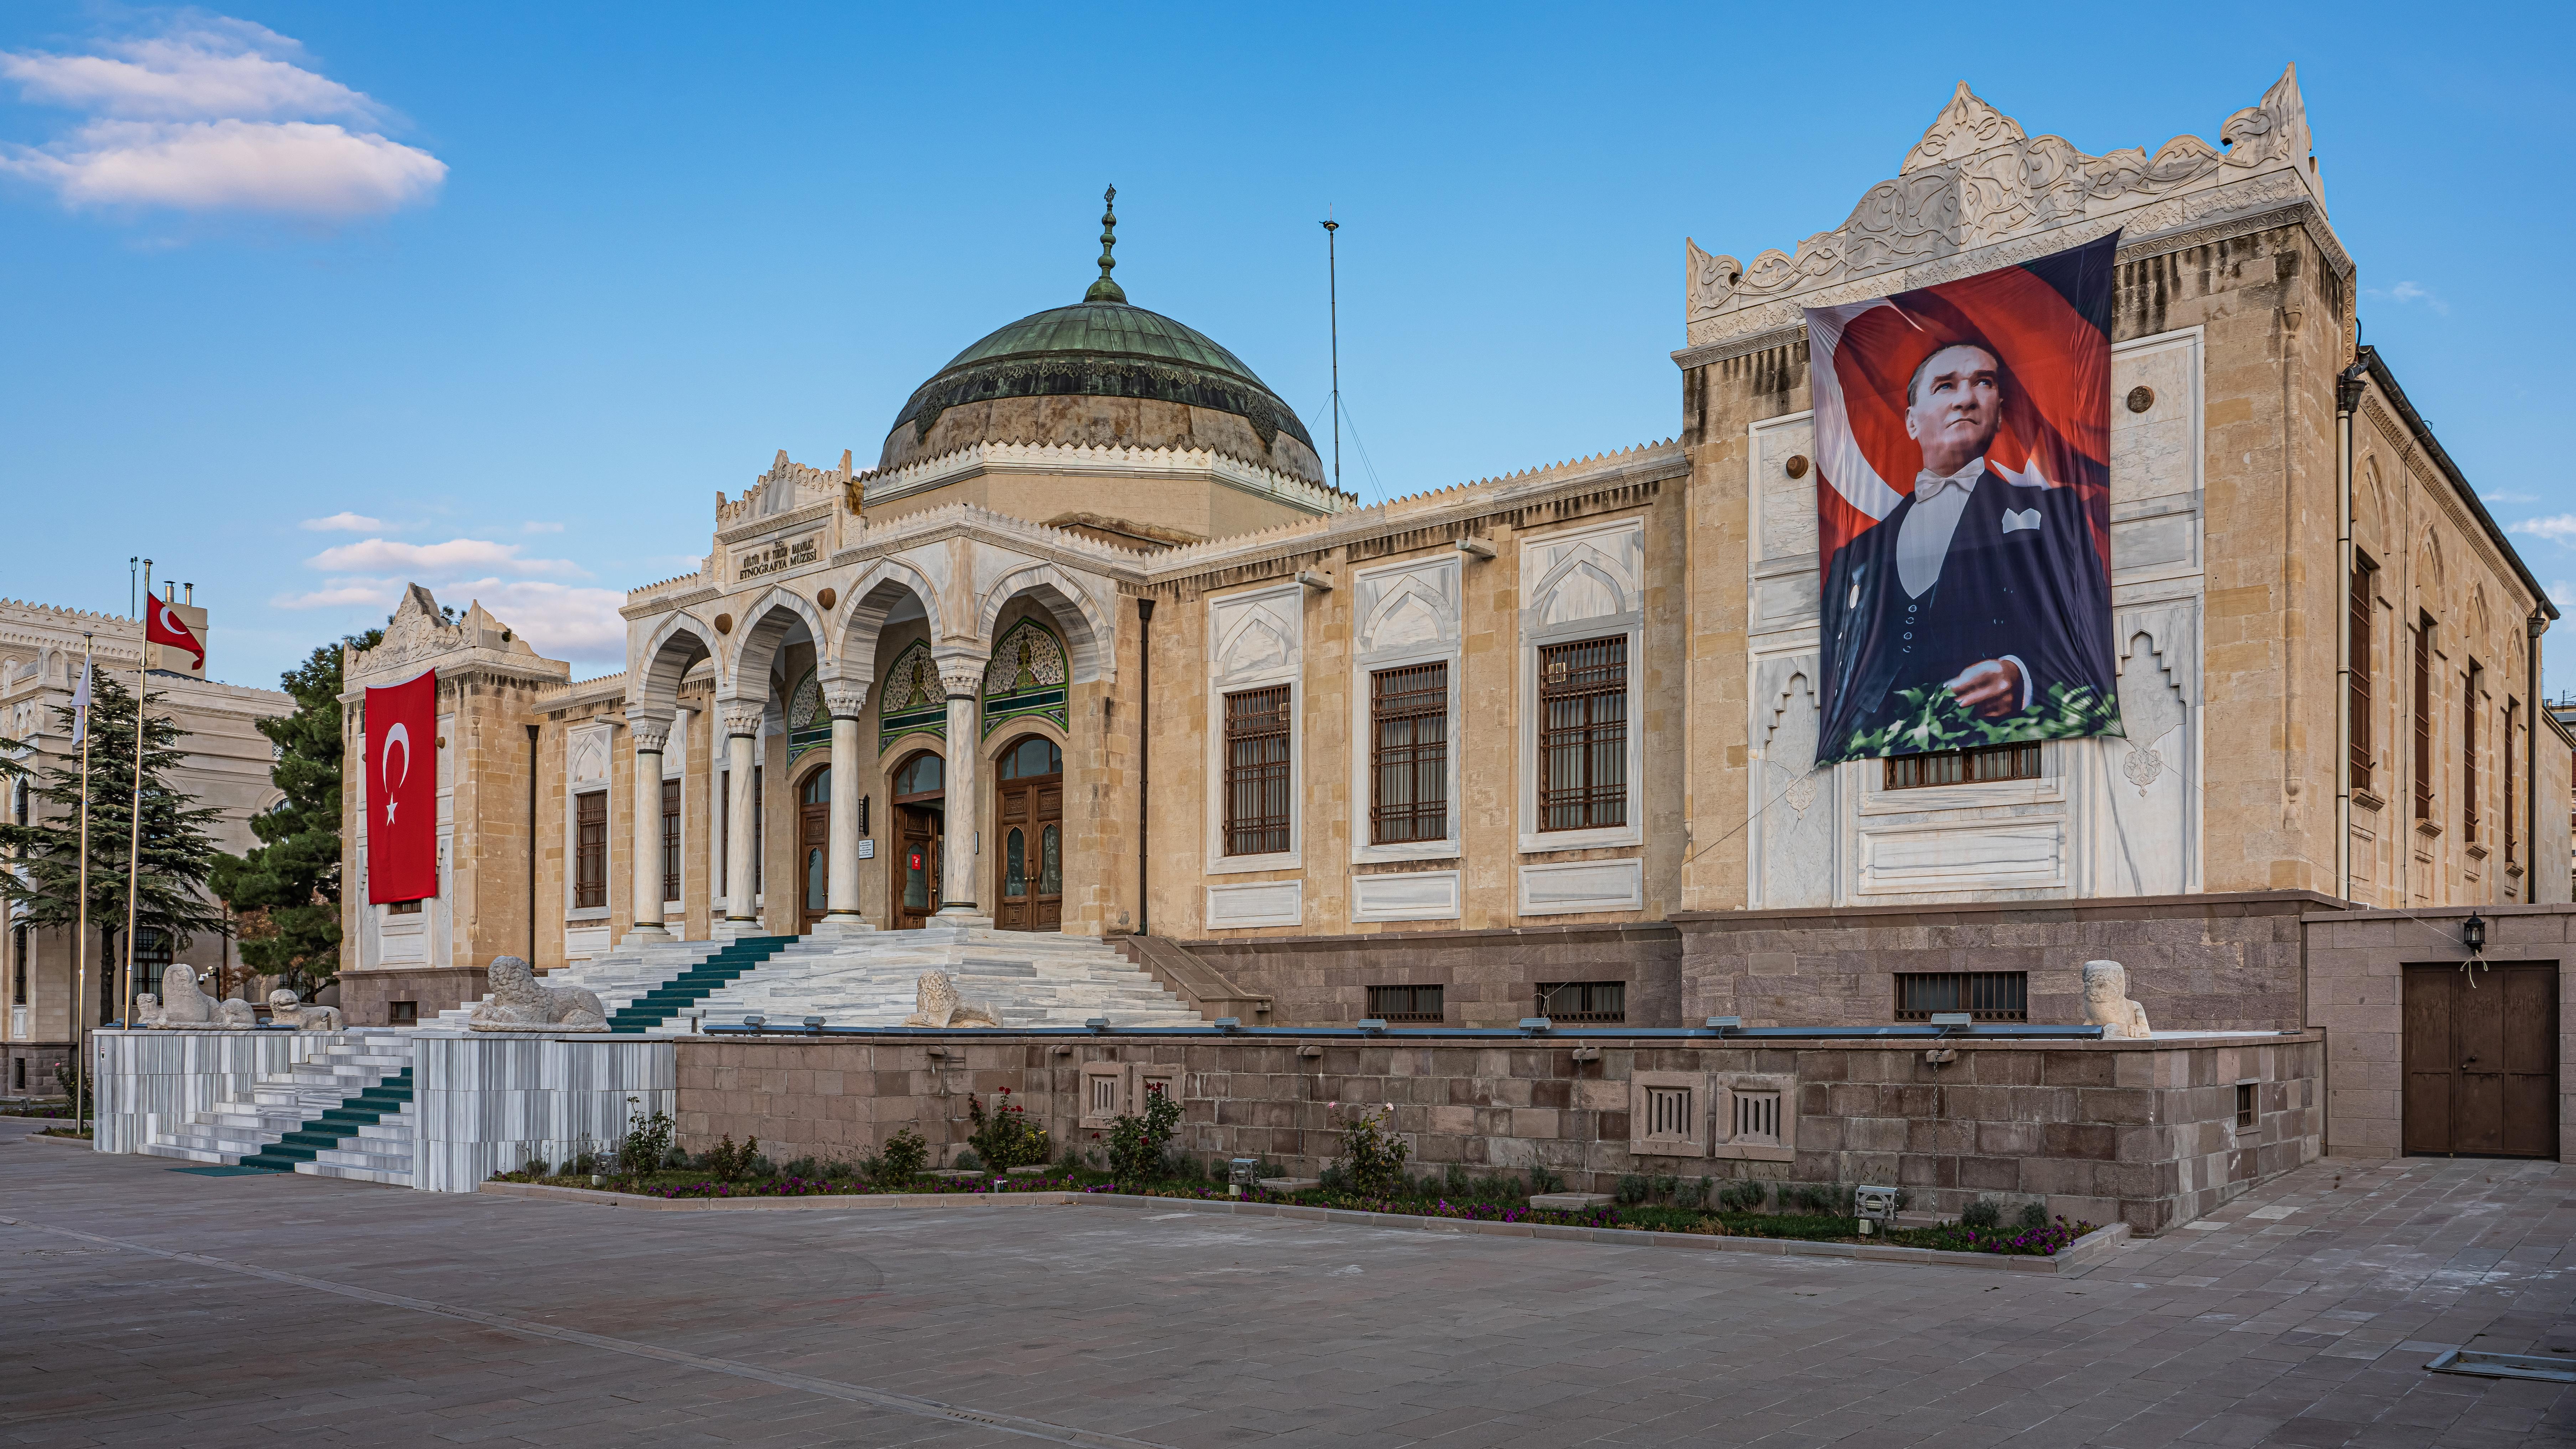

[299,510,386,532]
[449,579,628,661]
[522,520,564,533]
[270,577,396,610]
[2483,491,2541,505]
[1,17,378,122]
[0,17,442,219]
[304,536,588,578]
[2509,515,2576,542]
[2367,280,2452,317]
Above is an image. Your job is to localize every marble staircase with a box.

[139,1031,419,1185]
[424,938,735,1031]
[671,923,1207,1031]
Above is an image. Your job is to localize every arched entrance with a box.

[889,750,944,930]
[796,765,831,933]
[994,735,1063,932]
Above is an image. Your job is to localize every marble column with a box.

[719,702,763,933]
[932,650,990,927]
[821,679,869,934]
[624,711,673,944]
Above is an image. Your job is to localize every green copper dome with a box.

[886,299,1318,457]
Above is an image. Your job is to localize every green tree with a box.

[210,630,379,1002]
[0,671,231,1019]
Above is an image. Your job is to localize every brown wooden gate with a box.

[796,767,830,933]
[2402,962,2558,1158]
[994,735,1063,932]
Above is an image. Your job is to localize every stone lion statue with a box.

[467,955,608,1032]
[2081,960,2151,1039]
[267,990,344,1031]
[901,970,1000,1028]
[141,962,256,1029]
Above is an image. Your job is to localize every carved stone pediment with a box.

[1685,66,2327,349]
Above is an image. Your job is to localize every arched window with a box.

[892,751,943,800]
[800,767,830,804]
[997,735,1063,780]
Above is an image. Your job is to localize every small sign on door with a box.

[856,839,874,859]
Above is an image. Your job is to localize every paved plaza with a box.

[4,1117,2573,1447]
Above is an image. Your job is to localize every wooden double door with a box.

[2403,962,2559,1158]
[994,735,1063,931]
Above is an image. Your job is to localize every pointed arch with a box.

[630,611,723,713]
[836,556,946,693]
[724,585,830,703]
[976,561,1114,685]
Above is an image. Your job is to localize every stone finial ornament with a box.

[901,971,1001,1029]
[2081,960,2151,1039]
[467,955,609,1032]
[267,990,344,1031]
[143,962,256,1029]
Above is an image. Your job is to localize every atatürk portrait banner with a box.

[1806,232,2121,767]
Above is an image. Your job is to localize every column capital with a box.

[627,711,674,753]
[715,699,765,739]
[821,679,870,719]
[931,647,989,701]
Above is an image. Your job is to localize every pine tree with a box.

[0,672,231,1018]
[211,630,378,1002]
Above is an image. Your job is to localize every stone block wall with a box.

[675,1028,2320,1235]
[1676,891,2324,1032]
[336,967,487,1031]
[1176,922,1680,1027]
[2302,903,2576,1161]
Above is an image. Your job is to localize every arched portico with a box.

[976,561,1116,686]
[621,613,720,943]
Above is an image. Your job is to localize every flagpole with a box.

[73,634,93,1136]
[121,561,149,1031]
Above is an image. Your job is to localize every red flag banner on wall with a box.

[1805,232,2122,766]
[365,670,439,903]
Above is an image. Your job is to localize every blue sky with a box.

[4,2,2572,695]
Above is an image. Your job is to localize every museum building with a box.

[336,67,2575,1147]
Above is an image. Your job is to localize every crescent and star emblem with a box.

[383,722,410,825]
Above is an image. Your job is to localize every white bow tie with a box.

[1914,463,1981,502]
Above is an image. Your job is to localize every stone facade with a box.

[1173,922,1680,1029]
[674,1029,2320,1235]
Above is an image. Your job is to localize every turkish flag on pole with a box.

[365,670,439,903]
[144,595,205,671]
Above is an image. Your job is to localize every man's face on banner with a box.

[1904,343,2001,477]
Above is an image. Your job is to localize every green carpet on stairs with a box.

[605,936,797,1033]
[234,1067,414,1173]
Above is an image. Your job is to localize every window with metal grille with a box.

[661,777,682,904]
[2414,612,2435,821]
[1539,636,1627,831]
[575,790,607,909]
[2349,551,2376,792]
[2464,660,2481,842]
[2234,1082,2257,1129]
[1370,662,1448,844]
[1892,971,2027,1022]
[1645,1084,1694,1139]
[1883,741,2041,790]
[2505,699,2519,866]
[10,925,26,1006]
[1366,984,1443,1023]
[1731,1090,1781,1145]
[1535,980,1625,1023]
[1222,685,1293,855]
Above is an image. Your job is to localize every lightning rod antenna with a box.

[1322,209,1340,495]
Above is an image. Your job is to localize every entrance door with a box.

[2403,962,2559,1157]
[994,736,1064,931]
[889,751,944,930]
[797,766,830,932]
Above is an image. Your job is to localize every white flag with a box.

[70,654,91,744]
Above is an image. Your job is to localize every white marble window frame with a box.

[1349,553,1462,864]
[663,706,690,908]
[1517,517,1646,853]
[1205,582,1304,877]
[563,720,617,924]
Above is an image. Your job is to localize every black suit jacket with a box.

[1817,461,2115,759]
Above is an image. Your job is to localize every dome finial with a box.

[1084,184,1127,303]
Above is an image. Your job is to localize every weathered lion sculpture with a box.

[901,970,1001,1028]
[467,955,608,1032]
[267,990,344,1031]
[2081,960,2152,1040]
[140,962,256,1029]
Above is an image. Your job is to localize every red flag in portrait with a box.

[365,670,439,902]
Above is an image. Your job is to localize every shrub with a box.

[1788,1183,1845,1214]
[966,1087,1051,1172]
[1325,1101,1410,1198]
[1527,1166,1565,1196]
[1650,1174,1679,1203]
[782,1156,820,1180]
[954,1148,984,1172]
[872,1126,929,1185]
[702,1135,760,1183]
[1672,1177,1711,1210]
[1615,1173,1651,1205]
[2018,1200,2049,1232]
[1716,1180,1767,1213]
[1108,1081,1182,1183]
[617,1097,675,1178]
[1960,1198,2001,1229]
